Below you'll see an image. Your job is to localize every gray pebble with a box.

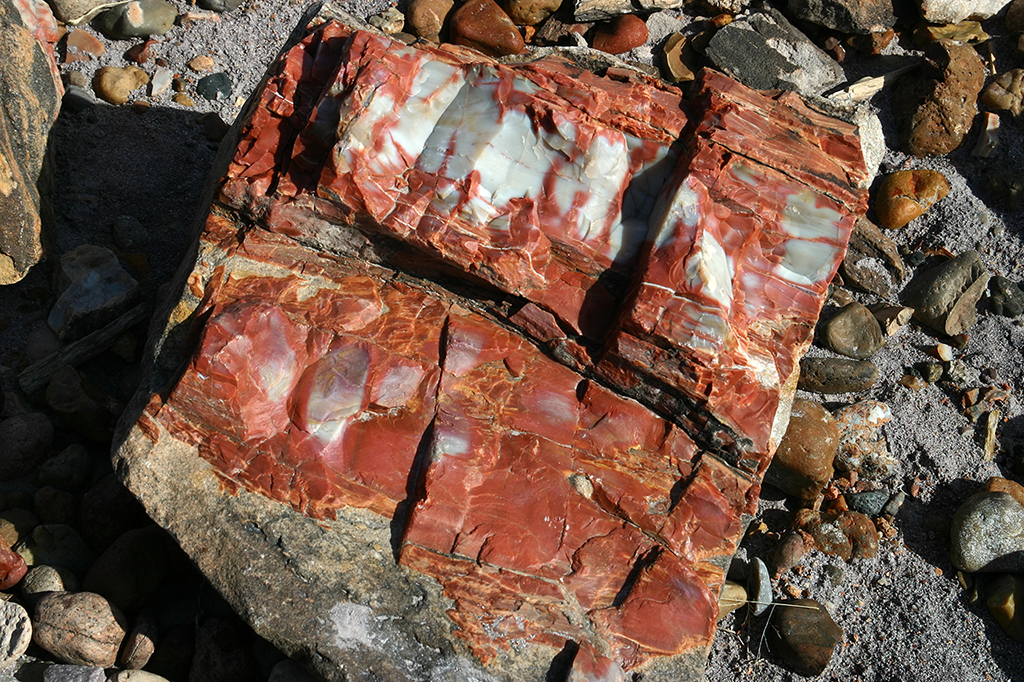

[989,276,1024,317]
[798,357,878,394]
[39,445,94,491]
[94,0,177,39]
[43,665,106,682]
[196,73,232,101]
[0,413,54,480]
[0,600,32,668]
[197,0,242,11]
[748,557,772,616]
[950,491,1024,572]
[903,250,990,336]
[845,489,890,517]
[21,564,78,606]
[16,524,96,576]
[881,491,906,517]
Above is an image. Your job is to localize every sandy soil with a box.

[16,0,1024,679]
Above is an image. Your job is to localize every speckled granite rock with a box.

[0,0,62,284]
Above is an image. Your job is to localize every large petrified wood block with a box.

[115,5,867,681]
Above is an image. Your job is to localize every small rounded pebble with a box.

[17,524,96,576]
[34,486,78,526]
[0,536,25,591]
[980,69,1024,118]
[39,444,93,491]
[771,531,806,578]
[449,0,525,57]
[21,564,78,606]
[92,66,149,105]
[662,33,697,82]
[0,508,38,547]
[989,276,1024,317]
[26,324,62,363]
[125,38,156,64]
[591,14,647,54]
[0,413,54,480]
[951,491,1024,572]
[119,611,157,670]
[748,557,771,616]
[196,72,232,101]
[874,169,950,229]
[795,508,879,560]
[845,489,889,517]
[188,54,216,73]
[823,302,885,359]
[798,357,878,394]
[172,92,195,106]
[0,600,32,668]
[717,580,747,620]
[33,591,128,667]
[506,0,561,25]
[367,6,405,33]
[769,599,843,676]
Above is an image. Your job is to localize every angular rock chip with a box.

[114,5,867,680]
[704,6,845,96]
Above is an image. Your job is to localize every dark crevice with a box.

[612,547,661,609]
[389,313,449,562]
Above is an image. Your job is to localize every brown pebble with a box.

[506,0,562,26]
[591,13,647,55]
[92,66,149,105]
[172,92,195,106]
[405,0,454,42]
[449,0,525,57]
[875,169,950,229]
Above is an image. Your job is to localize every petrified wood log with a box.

[115,5,867,680]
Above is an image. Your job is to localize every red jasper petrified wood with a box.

[138,10,867,678]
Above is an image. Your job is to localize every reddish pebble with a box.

[592,13,647,55]
[126,39,156,64]
[0,538,26,590]
[64,29,105,63]
[449,0,525,57]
